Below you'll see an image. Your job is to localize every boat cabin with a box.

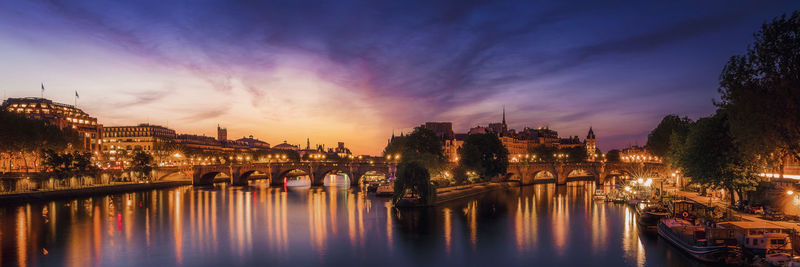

[671,200,695,219]
[719,221,793,255]
[662,218,737,247]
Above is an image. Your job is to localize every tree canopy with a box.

[646,114,693,160]
[458,133,508,180]
[528,145,557,162]
[0,111,83,172]
[384,127,446,173]
[131,151,154,180]
[678,112,760,205]
[717,11,800,177]
[393,161,434,205]
[606,149,621,162]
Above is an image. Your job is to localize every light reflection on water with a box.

[0,181,710,266]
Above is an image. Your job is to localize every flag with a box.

[41,83,44,92]
[75,91,79,99]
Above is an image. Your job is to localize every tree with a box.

[679,112,760,206]
[646,115,693,162]
[73,152,99,183]
[528,145,558,162]
[718,11,800,178]
[458,133,508,181]
[383,127,446,174]
[0,111,81,172]
[42,149,72,187]
[131,151,154,181]
[393,161,435,205]
[562,146,588,162]
[451,165,468,185]
[606,149,621,162]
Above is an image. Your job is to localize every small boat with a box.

[285,177,311,188]
[657,218,739,263]
[376,183,394,197]
[637,205,670,231]
[592,189,607,200]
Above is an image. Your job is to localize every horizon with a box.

[1,1,797,154]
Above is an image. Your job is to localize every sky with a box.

[0,1,797,155]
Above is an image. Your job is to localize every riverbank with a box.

[666,184,800,232]
[0,180,191,204]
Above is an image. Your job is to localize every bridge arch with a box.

[195,171,228,186]
[316,168,352,186]
[532,170,556,183]
[275,168,312,186]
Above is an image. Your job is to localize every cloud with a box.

[0,0,792,153]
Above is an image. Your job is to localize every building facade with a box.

[416,109,599,162]
[102,124,177,156]
[2,97,103,154]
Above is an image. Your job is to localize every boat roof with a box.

[662,218,694,228]
[720,221,789,230]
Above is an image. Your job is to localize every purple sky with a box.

[0,1,797,154]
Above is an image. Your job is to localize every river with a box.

[0,181,709,266]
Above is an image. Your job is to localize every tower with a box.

[217,124,227,141]
[502,106,506,126]
[586,127,597,161]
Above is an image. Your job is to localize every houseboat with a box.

[657,218,739,263]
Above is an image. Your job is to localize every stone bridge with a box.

[182,162,396,186]
[506,162,665,185]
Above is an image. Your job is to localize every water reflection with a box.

[0,183,707,266]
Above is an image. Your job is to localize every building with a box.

[236,135,270,149]
[102,124,177,156]
[331,142,352,158]
[421,122,455,141]
[416,108,600,162]
[586,127,597,160]
[2,97,103,154]
[217,125,227,141]
[273,141,299,150]
[176,134,224,152]
[620,146,660,163]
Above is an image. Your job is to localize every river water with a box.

[0,181,709,267]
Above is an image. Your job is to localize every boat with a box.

[765,251,800,266]
[592,189,607,201]
[365,181,381,192]
[285,177,311,188]
[657,218,739,263]
[376,183,394,197]
[719,221,795,256]
[637,205,670,231]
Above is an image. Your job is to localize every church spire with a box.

[502,106,506,125]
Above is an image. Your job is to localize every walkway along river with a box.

[0,181,712,266]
